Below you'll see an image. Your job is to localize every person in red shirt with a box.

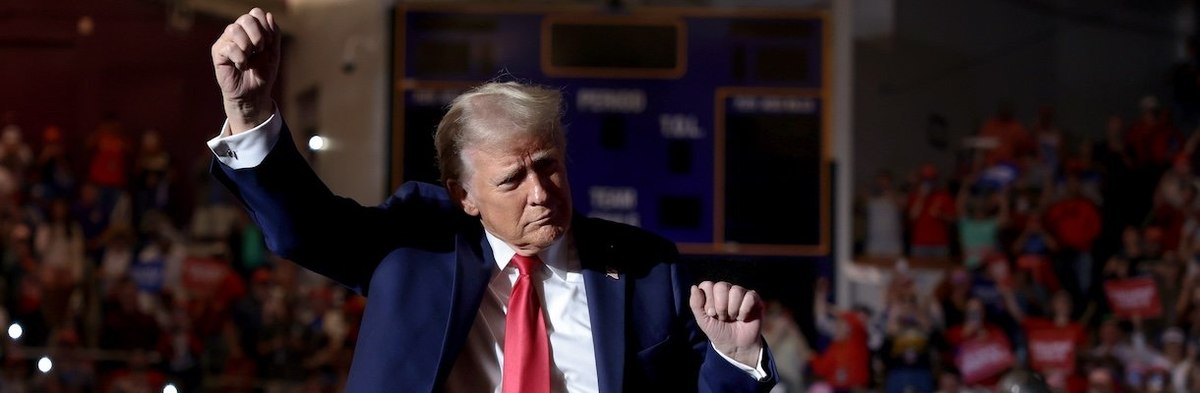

[978,103,1034,165]
[1127,96,1183,169]
[908,164,957,259]
[1003,290,1086,389]
[809,278,871,390]
[1045,172,1103,299]
[86,118,131,213]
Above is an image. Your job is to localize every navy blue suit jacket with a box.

[212,124,777,392]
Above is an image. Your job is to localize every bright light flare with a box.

[38,357,52,373]
[7,323,21,340]
[307,135,327,151]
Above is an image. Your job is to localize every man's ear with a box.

[446,179,479,216]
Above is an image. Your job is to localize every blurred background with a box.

[0,0,1196,392]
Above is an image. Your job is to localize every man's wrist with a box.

[716,342,762,368]
[711,341,768,381]
[224,98,274,134]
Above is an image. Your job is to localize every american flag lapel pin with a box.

[606,267,620,280]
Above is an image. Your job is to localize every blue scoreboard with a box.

[393,5,830,256]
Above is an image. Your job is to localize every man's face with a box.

[453,133,572,256]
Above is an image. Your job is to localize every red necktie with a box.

[503,254,551,393]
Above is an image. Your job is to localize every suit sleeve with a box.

[671,261,779,393]
[210,118,456,295]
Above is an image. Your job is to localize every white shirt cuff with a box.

[206,109,282,170]
[712,343,768,381]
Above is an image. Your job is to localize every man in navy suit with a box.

[207,8,776,392]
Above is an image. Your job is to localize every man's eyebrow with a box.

[493,165,523,184]
[530,149,556,163]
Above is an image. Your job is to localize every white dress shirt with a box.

[206,112,768,392]
[445,232,598,393]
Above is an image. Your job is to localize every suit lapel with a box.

[434,222,495,388]
[576,218,627,393]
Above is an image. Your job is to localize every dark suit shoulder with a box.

[377,181,474,235]
[574,215,679,275]
[382,181,454,211]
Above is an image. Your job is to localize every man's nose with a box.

[527,175,547,205]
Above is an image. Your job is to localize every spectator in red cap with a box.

[908,164,956,259]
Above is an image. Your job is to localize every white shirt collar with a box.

[483,230,577,279]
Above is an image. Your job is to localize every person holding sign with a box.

[945,298,1013,388]
[1001,290,1086,389]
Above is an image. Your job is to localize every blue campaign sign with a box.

[393,5,829,256]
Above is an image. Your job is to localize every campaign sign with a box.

[956,336,1014,384]
[1103,277,1162,318]
[1027,328,1076,371]
[181,256,231,299]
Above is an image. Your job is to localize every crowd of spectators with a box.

[789,91,1200,393]
[0,116,361,392]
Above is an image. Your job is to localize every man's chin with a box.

[525,225,566,247]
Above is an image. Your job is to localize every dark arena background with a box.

[0,0,1195,392]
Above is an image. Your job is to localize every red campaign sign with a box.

[1103,277,1162,319]
[956,335,1014,384]
[181,257,231,298]
[1027,328,1076,371]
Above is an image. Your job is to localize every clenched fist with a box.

[689,281,764,368]
[211,7,280,134]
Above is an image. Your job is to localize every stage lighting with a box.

[38,357,52,373]
[308,135,327,151]
[7,323,20,340]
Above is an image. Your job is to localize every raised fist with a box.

[211,8,280,133]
